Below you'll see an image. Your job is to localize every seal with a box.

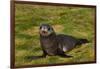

[39,24,89,58]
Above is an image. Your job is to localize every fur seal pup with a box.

[39,24,89,58]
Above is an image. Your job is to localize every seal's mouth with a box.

[40,30,49,36]
[42,31,47,34]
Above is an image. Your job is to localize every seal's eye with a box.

[48,27,51,31]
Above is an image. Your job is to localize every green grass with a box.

[15,4,95,67]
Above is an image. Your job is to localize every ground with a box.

[15,3,95,67]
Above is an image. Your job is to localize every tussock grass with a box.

[15,4,95,66]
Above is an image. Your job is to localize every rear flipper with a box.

[76,39,89,45]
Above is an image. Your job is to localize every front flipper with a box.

[26,50,47,60]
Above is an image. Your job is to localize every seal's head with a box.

[39,24,54,36]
